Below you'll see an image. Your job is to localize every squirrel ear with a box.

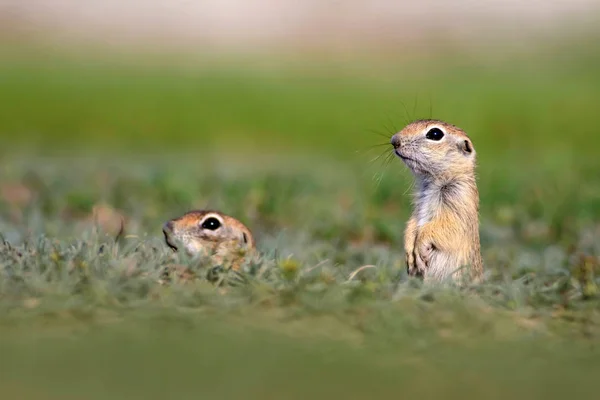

[460,139,473,154]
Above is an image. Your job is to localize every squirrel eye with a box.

[425,128,444,141]
[201,217,221,230]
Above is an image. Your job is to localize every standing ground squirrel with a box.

[391,119,483,283]
[163,210,256,272]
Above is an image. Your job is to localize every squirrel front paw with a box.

[406,250,418,276]
[412,242,434,276]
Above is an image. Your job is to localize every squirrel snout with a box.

[390,135,400,149]
[162,220,178,251]
[163,220,174,235]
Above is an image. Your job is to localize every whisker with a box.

[383,150,414,196]
[383,152,395,168]
[412,93,419,121]
[373,169,386,189]
[403,177,415,196]
[356,142,390,157]
[428,93,433,119]
[374,151,400,190]
[366,128,391,139]
[381,121,395,136]
[399,100,411,125]
[384,149,394,162]
[365,142,391,149]
[386,114,398,133]
[364,143,390,152]
[379,153,394,173]
[372,150,393,185]
[369,147,392,164]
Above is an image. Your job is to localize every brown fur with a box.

[391,119,483,284]
[163,209,256,272]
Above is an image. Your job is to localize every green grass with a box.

[1,43,600,398]
[2,44,600,161]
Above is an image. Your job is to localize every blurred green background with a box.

[1,2,600,398]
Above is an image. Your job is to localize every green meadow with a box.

[0,40,599,398]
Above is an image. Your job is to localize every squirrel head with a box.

[390,119,476,180]
[163,210,256,269]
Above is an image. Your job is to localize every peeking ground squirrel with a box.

[391,119,483,283]
[163,210,256,273]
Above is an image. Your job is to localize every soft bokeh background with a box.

[1,2,600,399]
[2,0,599,160]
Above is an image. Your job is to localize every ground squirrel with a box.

[390,119,483,283]
[163,210,256,272]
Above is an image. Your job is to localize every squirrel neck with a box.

[418,171,477,192]
[414,172,479,223]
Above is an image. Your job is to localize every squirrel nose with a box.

[163,221,174,234]
[390,134,400,149]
